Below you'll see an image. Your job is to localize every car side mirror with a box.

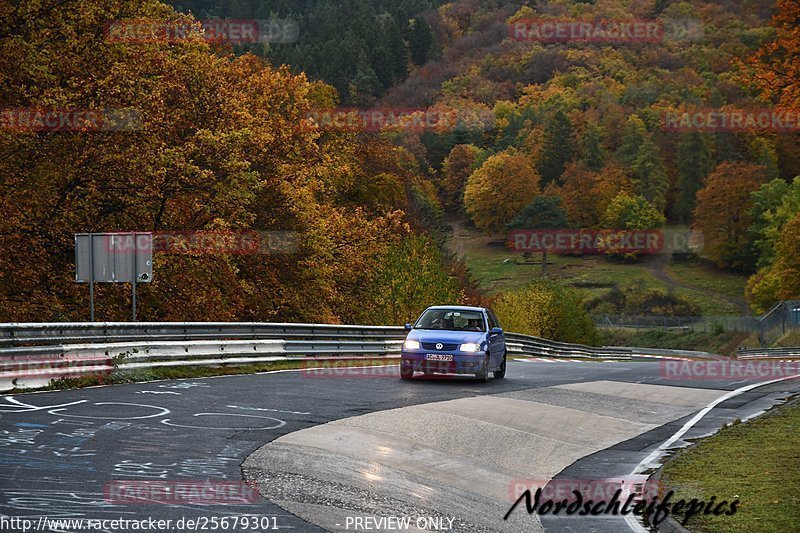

[404,323,413,332]
[490,327,503,335]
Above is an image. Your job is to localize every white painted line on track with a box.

[624,512,650,532]
[625,371,800,531]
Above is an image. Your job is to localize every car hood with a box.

[406,330,486,344]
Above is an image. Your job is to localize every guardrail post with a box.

[89,233,95,321]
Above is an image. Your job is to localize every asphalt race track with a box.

[1,359,798,533]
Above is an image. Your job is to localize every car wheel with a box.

[400,365,414,380]
[494,352,507,379]
[475,353,490,382]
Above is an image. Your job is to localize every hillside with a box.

[169,0,800,315]
[169,0,448,105]
[3,0,798,337]
[382,0,800,314]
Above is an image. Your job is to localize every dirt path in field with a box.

[445,217,476,260]
[645,251,750,314]
[446,217,751,314]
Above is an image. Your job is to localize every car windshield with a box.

[415,309,485,331]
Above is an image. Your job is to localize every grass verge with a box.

[599,328,747,355]
[665,258,748,303]
[660,398,800,532]
[772,330,800,348]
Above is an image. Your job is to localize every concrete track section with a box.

[243,381,728,533]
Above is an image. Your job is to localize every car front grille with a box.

[421,342,459,351]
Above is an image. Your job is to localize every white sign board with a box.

[75,233,153,283]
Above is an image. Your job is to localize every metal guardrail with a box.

[0,322,719,392]
[737,347,800,359]
[0,337,405,391]
[0,322,406,347]
[608,345,718,359]
[503,333,633,359]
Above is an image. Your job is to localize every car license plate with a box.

[426,354,453,362]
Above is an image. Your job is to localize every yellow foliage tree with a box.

[463,149,540,234]
[774,213,800,300]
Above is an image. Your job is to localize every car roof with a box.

[424,305,486,312]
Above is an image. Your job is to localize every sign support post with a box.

[131,238,137,321]
[89,233,95,322]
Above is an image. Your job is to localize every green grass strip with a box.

[660,399,800,532]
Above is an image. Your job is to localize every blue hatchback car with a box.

[400,306,507,381]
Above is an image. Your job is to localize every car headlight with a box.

[404,339,420,350]
[459,343,481,352]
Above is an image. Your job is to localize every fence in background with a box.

[594,314,757,332]
[594,300,800,346]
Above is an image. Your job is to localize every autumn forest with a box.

[1,0,798,339]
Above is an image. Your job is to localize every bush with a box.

[493,280,598,345]
[586,284,701,317]
[624,289,701,316]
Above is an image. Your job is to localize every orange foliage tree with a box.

[554,162,634,228]
[0,0,448,323]
[743,0,800,110]
[440,144,481,212]
[693,162,768,270]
